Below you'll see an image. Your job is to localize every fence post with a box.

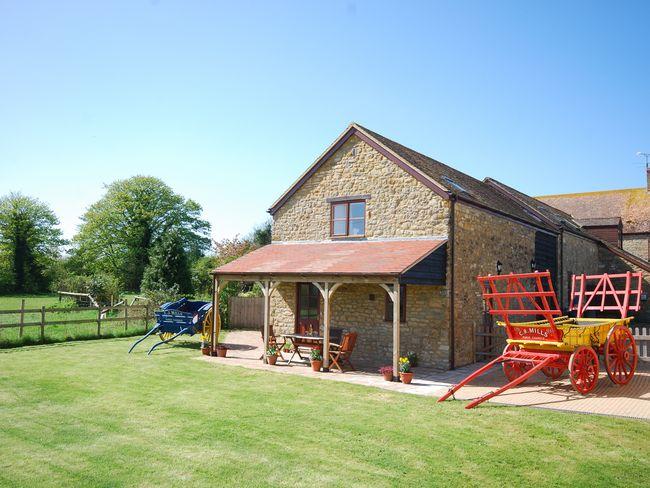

[144,304,149,332]
[97,307,101,336]
[19,299,25,338]
[40,306,45,342]
[124,301,129,331]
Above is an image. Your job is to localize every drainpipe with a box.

[449,197,456,370]
[558,229,564,308]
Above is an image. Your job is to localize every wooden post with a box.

[19,299,25,338]
[40,306,45,342]
[124,301,129,331]
[97,306,101,336]
[322,283,330,371]
[144,304,149,331]
[392,281,401,379]
[212,276,219,354]
[262,280,271,364]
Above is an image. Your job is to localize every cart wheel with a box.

[569,346,599,394]
[158,332,175,342]
[502,344,532,382]
[604,325,637,385]
[541,365,566,380]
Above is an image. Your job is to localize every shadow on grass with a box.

[0,329,149,350]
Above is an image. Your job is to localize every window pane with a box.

[349,202,365,219]
[333,220,347,235]
[332,203,347,219]
[349,218,365,236]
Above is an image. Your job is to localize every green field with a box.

[0,337,647,487]
[0,294,149,348]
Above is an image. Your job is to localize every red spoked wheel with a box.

[502,344,532,382]
[569,346,599,394]
[541,364,566,380]
[604,325,637,385]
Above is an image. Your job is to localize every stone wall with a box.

[272,134,449,241]
[269,282,450,369]
[560,232,600,309]
[623,235,650,261]
[452,203,538,367]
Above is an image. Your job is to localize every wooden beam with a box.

[258,280,274,364]
[213,273,397,284]
[212,276,219,354]
[392,280,401,379]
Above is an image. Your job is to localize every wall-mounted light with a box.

[496,260,503,275]
[530,259,536,272]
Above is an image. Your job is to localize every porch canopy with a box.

[211,239,447,377]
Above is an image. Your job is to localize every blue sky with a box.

[1,1,649,241]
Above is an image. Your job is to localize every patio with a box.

[201,330,650,420]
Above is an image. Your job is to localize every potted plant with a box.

[406,351,418,368]
[215,344,228,357]
[200,335,211,356]
[379,366,393,382]
[266,345,278,365]
[399,357,413,384]
[310,348,323,372]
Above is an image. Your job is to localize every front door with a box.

[296,283,320,335]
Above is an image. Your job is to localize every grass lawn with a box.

[0,337,648,487]
[0,294,148,348]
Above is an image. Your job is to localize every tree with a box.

[141,231,193,294]
[72,176,210,291]
[249,219,272,247]
[0,193,65,293]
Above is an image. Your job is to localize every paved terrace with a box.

[199,330,650,420]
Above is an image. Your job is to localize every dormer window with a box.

[330,200,366,237]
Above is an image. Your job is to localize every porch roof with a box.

[212,239,447,281]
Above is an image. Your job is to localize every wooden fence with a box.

[475,316,650,362]
[0,300,155,341]
[228,296,263,330]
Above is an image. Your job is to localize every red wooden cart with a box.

[438,271,641,409]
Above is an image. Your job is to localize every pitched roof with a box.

[213,239,446,276]
[576,217,622,227]
[268,123,549,229]
[537,188,650,234]
[356,125,548,228]
[482,177,594,238]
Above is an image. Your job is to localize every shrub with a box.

[53,272,120,306]
[310,348,322,361]
[141,281,182,306]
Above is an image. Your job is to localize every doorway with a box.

[296,283,320,335]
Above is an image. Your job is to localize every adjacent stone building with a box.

[213,123,650,371]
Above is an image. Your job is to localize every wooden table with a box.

[280,334,323,364]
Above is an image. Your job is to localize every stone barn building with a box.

[212,123,650,372]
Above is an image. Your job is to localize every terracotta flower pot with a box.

[311,360,322,372]
[267,355,277,365]
[201,347,211,356]
[382,371,394,382]
[215,346,228,358]
[399,372,413,384]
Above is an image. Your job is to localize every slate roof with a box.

[213,239,446,276]
[576,217,622,227]
[356,125,548,228]
[482,177,593,238]
[537,188,650,234]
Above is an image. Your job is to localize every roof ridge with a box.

[537,187,645,198]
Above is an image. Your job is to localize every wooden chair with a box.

[329,332,357,372]
[259,329,286,360]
